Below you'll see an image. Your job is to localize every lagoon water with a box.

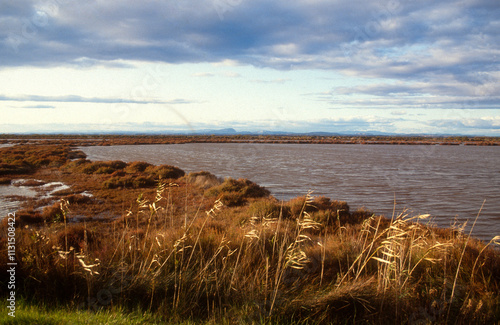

[82,143,500,241]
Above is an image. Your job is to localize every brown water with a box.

[81,143,500,241]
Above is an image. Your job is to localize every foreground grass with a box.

[2,189,499,324]
[0,302,322,325]
[0,302,320,325]
[0,301,164,325]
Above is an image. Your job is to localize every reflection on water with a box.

[78,143,498,241]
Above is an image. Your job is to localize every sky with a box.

[0,0,499,135]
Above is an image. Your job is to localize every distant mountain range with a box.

[143,127,394,136]
[153,128,439,137]
[3,127,489,137]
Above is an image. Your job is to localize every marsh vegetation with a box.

[0,140,499,324]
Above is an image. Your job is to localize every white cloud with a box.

[212,59,241,67]
[391,110,407,116]
[250,78,291,84]
[192,72,215,77]
[223,71,241,78]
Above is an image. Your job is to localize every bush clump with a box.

[22,146,70,168]
[183,171,222,189]
[0,162,33,175]
[63,194,92,205]
[41,203,66,222]
[57,224,98,251]
[63,158,89,171]
[94,166,116,174]
[66,150,86,160]
[125,161,153,173]
[0,177,11,184]
[145,164,185,180]
[205,178,270,206]
[350,207,374,224]
[133,176,156,188]
[248,199,285,220]
[14,208,44,224]
[311,196,351,225]
[103,175,156,189]
[103,176,131,189]
[80,160,127,174]
[286,195,352,225]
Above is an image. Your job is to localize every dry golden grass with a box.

[2,183,499,324]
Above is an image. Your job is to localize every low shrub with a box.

[57,224,97,251]
[106,160,128,170]
[205,178,270,206]
[80,163,99,174]
[220,191,246,207]
[41,203,66,222]
[15,208,44,224]
[81,160,127,174]
[206,178,270,198]
[125,161,153,173]
[287,196,350,224]
[329,199,350,214]
[111,170,126,177]
[132,176,156,188]
[145,164,185,180]
[63,158,89,171]
[350,207,374,224]
[0,177,11,184]
[103,176,133,189]
[248,199,284,220]
[287,196,308,217]
[94,166,116,174]
[311,209,337,226]
[63,194,92,205]
[66,150,86,160]
[103,175,156,189]
[0,162,33,175]
[17,145,73,168]
[183,171,222,189]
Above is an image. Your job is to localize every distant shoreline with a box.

[1,134,499,147]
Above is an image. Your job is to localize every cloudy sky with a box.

[0,0,499,135]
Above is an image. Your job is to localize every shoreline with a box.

[1,134,500,147]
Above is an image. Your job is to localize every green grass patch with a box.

[0,301,163,325]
